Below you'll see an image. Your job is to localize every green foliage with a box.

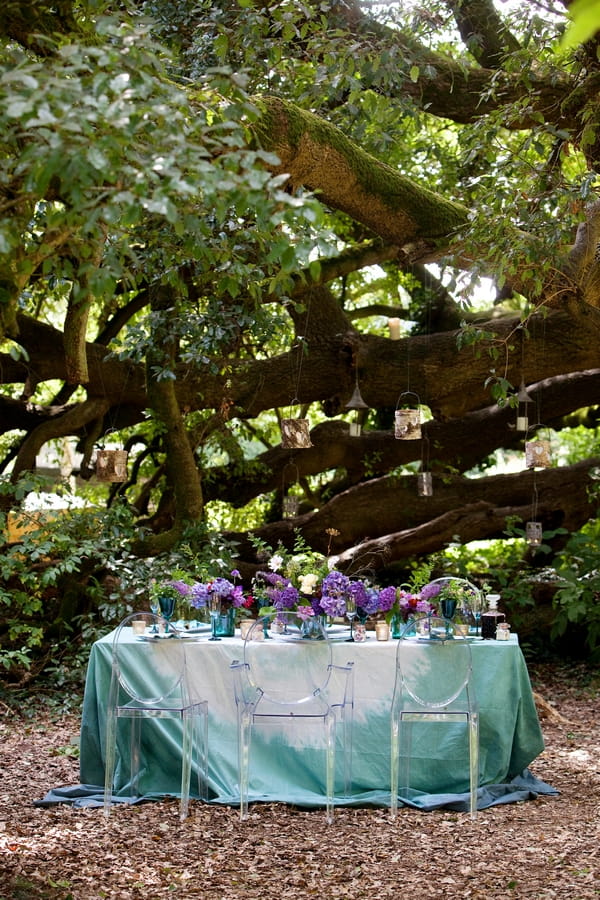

[552,519,600,656]
[560,0,600,48]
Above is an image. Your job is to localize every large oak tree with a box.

[1,0,599,579]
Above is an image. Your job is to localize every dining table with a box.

[63,621,557,813]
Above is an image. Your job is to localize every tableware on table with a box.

[149,597,160,632]
[345,596,357,642]
[376,620,390,641]
[240,619,254,640]
[354,622,367,642]
[209,595,222,641]
[131,619,146,635]
[158,594,176,633]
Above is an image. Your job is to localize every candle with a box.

[388,317,401,340]
[240,619,255,640]
[375,621,390,641]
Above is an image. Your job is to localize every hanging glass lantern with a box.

[526,521,543,547]
[516,380,533,432]
[395,391,421,440]
[281,418,312,449]
[95,448,128,483]
[345,377,369,438]
[282,461,301,517]
[417,471,433,496]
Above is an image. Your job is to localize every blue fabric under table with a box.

[37,629,557,812]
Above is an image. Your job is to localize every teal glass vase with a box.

[214,606,236,637]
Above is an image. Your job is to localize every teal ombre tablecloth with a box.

[49,628,555,812]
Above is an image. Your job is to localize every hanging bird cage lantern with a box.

[516,381,533,432]
[280,418,312,449]
[345,376,369,437]
[526,520,543,547]
[525,426,552,469]
[95,447,128,483]
[395,391,421,440]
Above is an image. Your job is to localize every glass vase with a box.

[214,606,236,637]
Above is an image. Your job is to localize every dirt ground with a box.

[0,659,598,900]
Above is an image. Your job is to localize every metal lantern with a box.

[283,495,300,518]
[281,418,313,449]
[516,381,533,432]
[345,377,369,438]
[526,521,543,547]
[394,391,421,440]
[95,448,128,483]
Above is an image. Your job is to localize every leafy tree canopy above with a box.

[1,0,599,578]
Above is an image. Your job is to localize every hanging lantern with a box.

[281,418,312,449]
[345,377,369,438]
[95,448,128,483]
[516,381,533,432]
[395,391,421,440]
[282,495,300,518]
[417,471,433,496]
[525,433,551,468]
[282,461,301,518]
[526,521,543,547]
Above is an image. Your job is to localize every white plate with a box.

[137,632,175,641]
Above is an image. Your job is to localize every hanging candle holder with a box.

[280,417,313,449]
[516,380,533,432]
[282,462,301,518]
[95,431,128,483]
[526,520,543,547]
[417,433,432,496]
[417,471,433,497]
[394,391,421,440]
[345,374,369,437]
[525,425,552,469]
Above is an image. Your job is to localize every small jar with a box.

[240,619,255,640]
[496,622,511,641]
[354,623,367,642]
[375,621,390,641]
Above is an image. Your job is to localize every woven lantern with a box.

[280,418,312,449]
[95,449,128,483]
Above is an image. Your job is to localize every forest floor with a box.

[0,659,598,900]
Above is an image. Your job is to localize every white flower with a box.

[299,573,318,595]
[269,554,284,572]
[327,555,339,570]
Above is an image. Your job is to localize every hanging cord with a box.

[288,292,313,412]
[421,432,430,473]
[531,471,539,521]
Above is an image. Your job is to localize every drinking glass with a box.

[209,595,222,641]
[345,596,357,642]
[149,596,160,632]
[158,594,176,633]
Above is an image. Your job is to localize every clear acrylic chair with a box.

[230,611,354,824]
[426,576,483,624]
[103,611,209,820]
[390,614,479,819]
